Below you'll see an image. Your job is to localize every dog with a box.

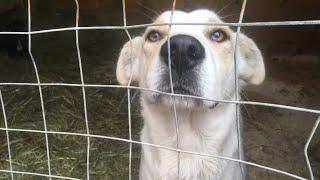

[116,9,265,180]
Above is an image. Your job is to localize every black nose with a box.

[160,35,205,75]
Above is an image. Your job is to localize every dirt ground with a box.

[243,57,320,180]
[0,30,319,180]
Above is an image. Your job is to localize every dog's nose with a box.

[160,35,205,75]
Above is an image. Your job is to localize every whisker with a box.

[217,0,235,15]
[139,11,156,21]
[220,13,239,20]
[136,0,160,18]
[239,91,254,121]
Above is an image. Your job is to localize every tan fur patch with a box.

[142,17,169,79]
[203,25,234,76]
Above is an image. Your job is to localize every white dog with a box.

[116,9,265,180]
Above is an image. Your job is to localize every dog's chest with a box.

[156,141,225,179]
[155,126,229,178]
[140,104,239,179]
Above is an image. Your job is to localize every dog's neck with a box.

[141,97,239,155]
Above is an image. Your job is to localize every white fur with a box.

[139,100,242,180]
[116,9,265,180]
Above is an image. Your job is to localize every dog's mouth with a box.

[149,71,220,109]
[160,84,199,96]
[155,84,200,105]
[153,84,219,109]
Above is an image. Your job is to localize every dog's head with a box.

[116,9,265,108]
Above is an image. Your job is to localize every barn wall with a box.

[0,0,320,59]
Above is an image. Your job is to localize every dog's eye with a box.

[147,31,162,42]
[209,30,227,42]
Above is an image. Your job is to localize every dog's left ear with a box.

[234,33,265,85]
[116,37,143,85]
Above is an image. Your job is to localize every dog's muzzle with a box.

[160,34,205,76]
[158,34,205,98]
[156,35,219,108]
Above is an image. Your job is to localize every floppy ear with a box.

[236,33,265,85]
[116,36,143,85]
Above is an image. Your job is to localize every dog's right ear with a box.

[236,33,265,85]
[116,37,143,85]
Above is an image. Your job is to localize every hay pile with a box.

[0,29,143,179]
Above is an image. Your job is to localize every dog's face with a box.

[116,10,265,108]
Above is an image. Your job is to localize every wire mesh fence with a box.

[0,0,320,180]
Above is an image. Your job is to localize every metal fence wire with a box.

[0,0,320,180]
